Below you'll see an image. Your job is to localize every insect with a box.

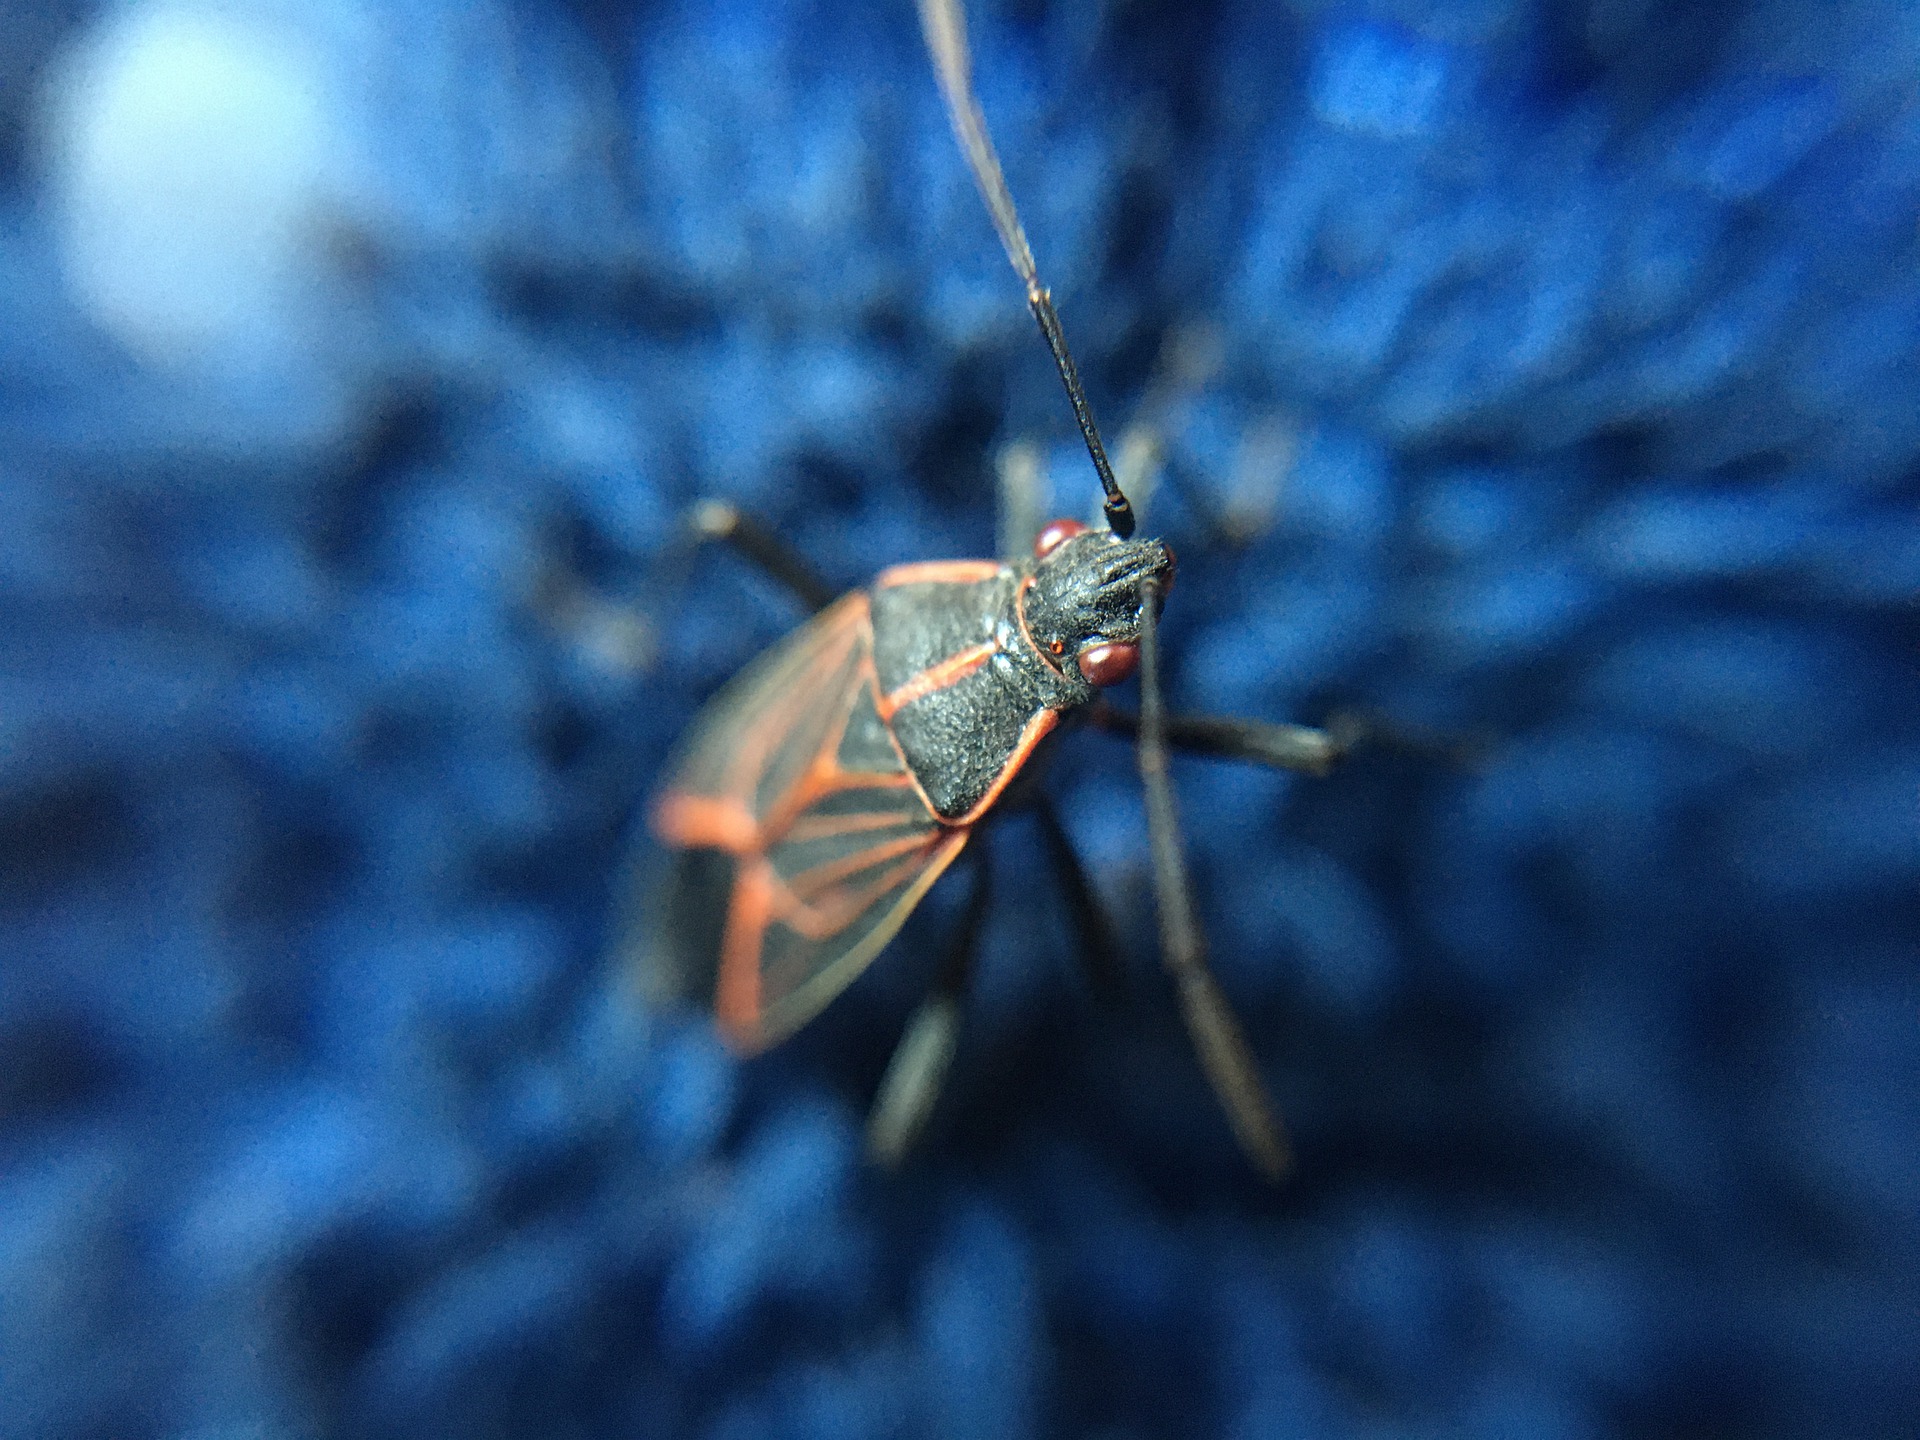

[629,0,1368,1181]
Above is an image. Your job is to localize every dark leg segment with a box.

[1135,575,1292,1182]
[1091,700,1353,776]
[1094,701,1482,775]
[1030,794,1127,1008]
[866,847,992,1167]
[690,499,839,616]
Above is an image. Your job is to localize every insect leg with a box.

[1030,793,1126,1007]
[1090,702,1357,777]
[866,845,991,1167]
[1092,703,1480,776]
[1135,575,1292,1182]
[687,499,839,615]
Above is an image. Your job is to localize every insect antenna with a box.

[920,0,1290,1180]
[916,0,1134,539]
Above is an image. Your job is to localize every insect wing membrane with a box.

[645,594,969,1051]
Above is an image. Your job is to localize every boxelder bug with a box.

[629,0,1371,1182]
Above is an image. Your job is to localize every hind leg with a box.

[866,847,993,1167]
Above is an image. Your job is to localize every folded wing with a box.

[643,594,969,1050]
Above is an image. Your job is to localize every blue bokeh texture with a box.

[2,0,1916,1436]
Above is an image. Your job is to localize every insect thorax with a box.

[869,568,1082,821]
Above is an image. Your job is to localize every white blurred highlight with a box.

[43,3,362,374]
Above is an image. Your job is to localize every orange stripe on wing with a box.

[877,640,999,720]
[652,792,760,852]
[780,841,949,941]
[761,763,918,841]
[873,559,1004,589]
[785,830,938,903]
[783,806,927,844]
[716,593,870,804]
[748,827,971,1048]
[716,859,775,1047]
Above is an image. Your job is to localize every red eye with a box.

[1033,517,1089,558]
[1077,642,1139,687]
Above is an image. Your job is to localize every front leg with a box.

[1089,703,1475,777]
[866,846,992,1168]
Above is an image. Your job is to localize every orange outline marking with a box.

[782,845,946,939]
[716,860,774,1041]
[877,640,999,720]
[716,595,869,803]
[874,560,1004,589]
[786,830,938,902]
[783,807,925,844]
[952,707,1060,825]
[652,792,760,852]
[762,762,917,841]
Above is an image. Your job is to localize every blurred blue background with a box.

[3,0,1917,1436]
